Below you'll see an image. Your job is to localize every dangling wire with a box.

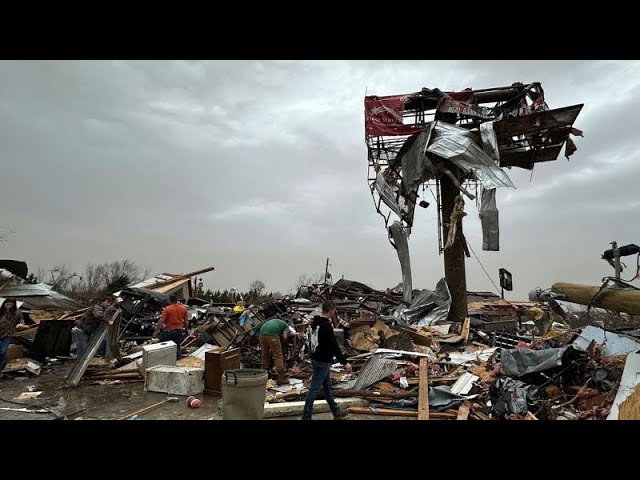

[622,253,640,282]
[466,240,502,296]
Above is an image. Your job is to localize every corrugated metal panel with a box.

[451,372,479,395]
[353,356,398,390]
[446,347,498,365]
[0,283,53,297]
[572,325,640,357]
[0,283,83,310]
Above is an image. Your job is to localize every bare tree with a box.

[47,265,81,291]
[0,227,14,245]
[84,263,108,294]
[294,272,325,290]
[249,280,266,296]
[36,267,48,285]
[41,260,150,301]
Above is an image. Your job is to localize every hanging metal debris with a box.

[364,82,584,321]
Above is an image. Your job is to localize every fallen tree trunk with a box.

[551,282,640,315]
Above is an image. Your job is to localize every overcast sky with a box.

[1,60,639,299]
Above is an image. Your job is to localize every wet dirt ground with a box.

[0,360,407,421]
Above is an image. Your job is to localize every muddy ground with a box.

[0,361,401,421]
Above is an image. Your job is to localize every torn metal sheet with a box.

[334,379,358,390]
[491,377,538,416]
[572,325,640,357]
[374,172,405,219]
[430,324,451,335]
[426,121,515,190]
[389,221,413,304]
[479,187,499,251]
[450,372,479,395]
[0,283,83,310]
[395,278,451,327]
[607,353,640,420]
[445,347,498,365]
[480,121,500,164]
[0,407,50,414]
[353,356,398,390]
[500,347,569,377]
[399,123,436,192]
[429,385,477,412]
[349,348,437,361]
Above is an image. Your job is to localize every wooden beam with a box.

[461,317,471,343]
[64,321,111,388]
[551,282,640,315]
[142,266,215,291]
[418,357,429,420]
[347,406,456,419]
[525,411,538,420]
[332,388,418,400]
[457,403,470,420]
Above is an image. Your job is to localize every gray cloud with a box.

[1,60,638,299]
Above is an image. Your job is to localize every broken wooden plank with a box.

[347,406,457,419]
[3,358,42,375]
[264,398,367,418]
[64,321,111,388]
[461,317,470,343]
[332,388,418,399]
[475,411,491,420]
[418,357,429,420]
[86,372,142,380]
[457,403,470,420]
[88,379,144,386]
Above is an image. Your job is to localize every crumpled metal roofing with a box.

[0,283,83,310]
[353,355,398,390]
[395,277,451,327]
[426,121,515,190]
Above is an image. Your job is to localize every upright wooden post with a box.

[441,166,468,323]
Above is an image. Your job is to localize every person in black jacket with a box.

[301,300,352,420]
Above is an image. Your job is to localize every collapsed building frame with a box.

[365,82,584,321]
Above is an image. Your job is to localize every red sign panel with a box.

[364,94,424,137]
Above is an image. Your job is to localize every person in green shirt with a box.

[259,318,290,385]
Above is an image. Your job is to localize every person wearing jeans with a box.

[153,294,189,360]
[0,298,24,377]
[302,300,352,420]
[72,297,114,358]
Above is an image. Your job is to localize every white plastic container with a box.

[145,365,204,396]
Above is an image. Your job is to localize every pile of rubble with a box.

[251,279,640,420]
[4,262,640,420]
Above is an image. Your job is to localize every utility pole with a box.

[611,241,622,281]
[324,258,330,284]
[440,165,468,322]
